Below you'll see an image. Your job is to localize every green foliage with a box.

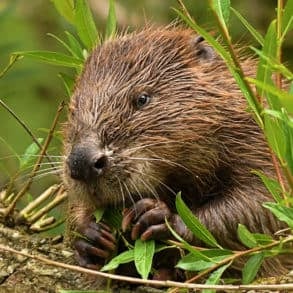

[1,0,293,289]
[19,138,44,170]
[134,239,155,279]
[176,193,221,248]
[74,0,99,49]
[242,253,265,284]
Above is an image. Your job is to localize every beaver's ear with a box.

[190,35,215,61]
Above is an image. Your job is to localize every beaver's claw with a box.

[122,198,173,241]
[74,220,116,269]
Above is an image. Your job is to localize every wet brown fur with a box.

[63,27,288,276]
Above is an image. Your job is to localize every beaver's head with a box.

[63,27,226,207]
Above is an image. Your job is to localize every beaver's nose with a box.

[67,146,109,181]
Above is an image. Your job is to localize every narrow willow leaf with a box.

[237,224,258,248]
[103,208,122,229]
[203,262,232,293]
[65,31,85,60]
[242,253,264,284]
[282,0,293,33]
[231,8,264,46]
[256,21,278,108]
[58,73,75,97]
[19,138,44,169]
[174,8,263,127]
[263,202,293,228]
[51,0,74,24]
[93,208,105,223]
[105,0,117,39]
[75,0,99,49]
[166,220,216,263]
[251,47,293,81]
[247,77,287,111]
[134,239,155,279]
[101,249,134,271]
[252,170,282,203]
[263,112,286,161]
[13,51,83,68]
[47,33,78,58]
[280,109,293,174]
[176,193,221,248]
[253,233,273,245]
[177,250,232,271]
[211,0,231,27]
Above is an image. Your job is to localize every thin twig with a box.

[168,236,293,293]
[0,244,293,291]
[0,99,55,169]
[4,101,65,217]
[0,54,21,79]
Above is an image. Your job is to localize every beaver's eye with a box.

[134,93,151,109]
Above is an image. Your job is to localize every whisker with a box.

[29,170,61,181]
[122,181,136,214]
[126,168,159,201]
[130,166,177,197]
[115,175,126,210]
[128,156,192,175]
[126,139,191,153]
[128,177,143,201]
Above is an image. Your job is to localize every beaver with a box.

[62,27,288,278]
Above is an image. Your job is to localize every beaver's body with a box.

[62,27,287,277]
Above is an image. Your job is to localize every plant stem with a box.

[0,99,56,169]
[3,101,65,217]
[1,244,293,291]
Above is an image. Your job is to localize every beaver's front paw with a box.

[121,198,173,241]
[74,220,116,269]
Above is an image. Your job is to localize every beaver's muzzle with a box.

[67,145,109,182]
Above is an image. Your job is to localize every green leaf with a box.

[13,51,83,68]
[51,0,74,24]
[176,250,233,271]
[251,47,293,81]
[101,249,134,271]
[282,0,293,34]
[253,233,273,245]
[74,0,99,49]
[231,8,264,46]
[19,138,44,169]
[211,0,231,26]
[242,252,264,284]
[176,193,221,248]
[252,170,282,203]
[58,73,75,97]
[93,208,105,223]
[165,219,218,262]
[247,77,287,111]
[237,224,258,248]
[264,113,286,161]
[263,202,293,228]
[256,21,278,109]
[105,0,117,39]
[203,262,232,293]
[134,239,155,279]
[65,31,85,60]
[103,208,122,229]
[47,33,79,59]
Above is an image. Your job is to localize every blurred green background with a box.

[0,0,292,193]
